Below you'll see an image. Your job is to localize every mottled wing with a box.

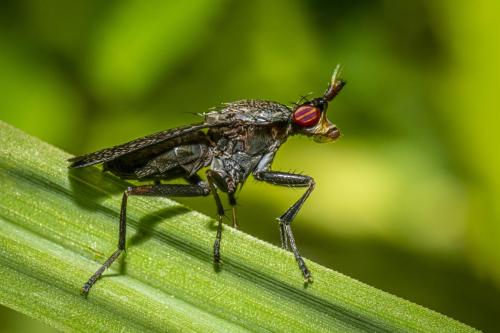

[69,100,291,168]
[68,122,226,168]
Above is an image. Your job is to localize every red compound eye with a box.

[292,105,321,127]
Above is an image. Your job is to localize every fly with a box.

[69,65,346,295]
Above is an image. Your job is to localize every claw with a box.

[304,270,313,283]
[80,287,89,297]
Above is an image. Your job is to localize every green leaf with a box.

[86,0,224,101]
[0,121,478,332]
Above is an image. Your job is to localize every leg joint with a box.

[200,183,211,196]
[253,171,264,181]
[279,217,291,226]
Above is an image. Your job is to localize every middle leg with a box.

[205,170,226,264]
[228,192,238,229]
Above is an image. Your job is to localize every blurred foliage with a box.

[0,0,498,332]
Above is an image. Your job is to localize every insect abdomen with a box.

[134,143,212,179]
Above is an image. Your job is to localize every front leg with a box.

[254,171,315,282]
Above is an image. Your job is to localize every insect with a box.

[69,66,346,295]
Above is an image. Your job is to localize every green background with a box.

[0,1,498,332]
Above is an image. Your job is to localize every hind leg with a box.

[82,183,210,295]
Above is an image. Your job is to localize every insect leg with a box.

[185,174,203,185]
[81,183,210,296]
[279,221,289,251]
[228,192,238,229]
[205,170,226,264]
[254,171,314,282]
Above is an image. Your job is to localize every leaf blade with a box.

[0,121,478,332]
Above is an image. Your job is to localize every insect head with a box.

[292,65,345,142]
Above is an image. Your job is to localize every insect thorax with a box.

[207,122,289,191]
